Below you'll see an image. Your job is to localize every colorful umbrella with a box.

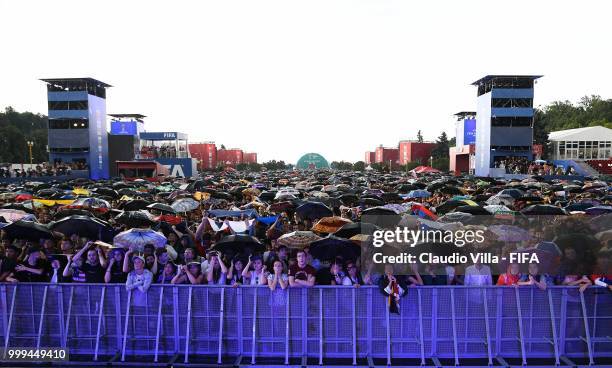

[277,231,322,249]
[113,228,167,251]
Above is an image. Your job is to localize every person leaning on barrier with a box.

[104,248,127,283]
[78,242,107,283]
[379,264,406,314]
[517,263,550,290]
[0,244,19,282]
[288,250,315,288]
[126,254,153,293]
[341,260,364,286]
[10,246,47,283]
[207,251,228,285]
[267,260,289,291]
[242,254,266,285]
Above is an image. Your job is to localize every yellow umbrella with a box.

[72,188,90,196]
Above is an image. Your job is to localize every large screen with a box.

[463,118,476,145]
[111,121,137,135]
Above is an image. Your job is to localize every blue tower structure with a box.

[41,78,111,180]
[472,75,541,177]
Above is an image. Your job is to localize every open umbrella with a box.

[488,225,531,242]
[521,205,566,216]
[113,228,167,251]
[147,202,176,214]
[0,192,17,201]
[3,220,54,240]
[333,222,380,239]
[69,197,111,209]
[406,190,431,199]
[119,199,152,211]
[438,212,474,224]
[584,206,612,216]
[171,198,199,212]
[312,216,352,234]
[359,197,385,207]
[52,208,94,220]
[361,206,401,228]
[211,234,265,255]
[277,231,322,249]
[453,205,491,216]
[296,201,333,220]
[114,211,156,228]
[310,235,361,261]
[0,209,30,222]
[49,215,113,241]
[15,193,33,202]
[484,205,513,215]
[269,201,296,213]
[485,194,515,206]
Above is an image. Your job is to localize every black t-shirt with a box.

[81,262,105,283]
[0,257,17,274]
[108,263,127,283]
[13,260,48,282]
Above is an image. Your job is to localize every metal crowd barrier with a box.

[0,284,610,366]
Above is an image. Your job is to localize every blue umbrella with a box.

[585,206,612,216]
[113,228,167,251]
[406,190,431,199]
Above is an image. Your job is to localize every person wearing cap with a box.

[126,254,153,293]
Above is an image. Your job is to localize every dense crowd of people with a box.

[0,162,88,178]
[0,169,610,313]
[139,144,187,159]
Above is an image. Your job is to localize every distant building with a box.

[449,112,476,174]
[473,75,541,176]
[364,151,375,165]
[243,152,258,164]
[217,148,244,167]
[398,141,436,165]
[375,146,399,166]
[41,77,111,179]
[296,153,329,169]
[189,142,217,170]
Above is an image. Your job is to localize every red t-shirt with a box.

[289,264,315,281]
[496,273,520,286]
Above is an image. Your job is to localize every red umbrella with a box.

[15,194,33,202]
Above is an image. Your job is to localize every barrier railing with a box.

[0,284,610,365]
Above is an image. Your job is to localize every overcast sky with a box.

[1,0,611,163]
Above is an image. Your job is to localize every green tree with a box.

[431,131,450,159]
[431,158,449,171]
[369,162,384,172]
[352,161,365,171]
[0,106,48,163]
[330,161,353,170]
[417,130,424,143]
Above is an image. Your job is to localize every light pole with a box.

[26,141,34,166]
[430,155,433,168]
